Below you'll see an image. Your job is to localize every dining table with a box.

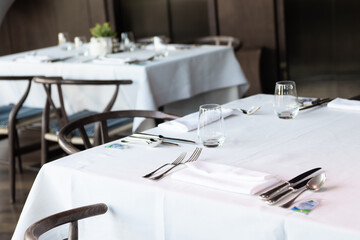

[11,94,360,239]
[0,44,248,130]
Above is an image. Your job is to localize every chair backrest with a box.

[194,36,241,51]
[58,110,179,154]
[0,0,14,28]
[24,203,108,240]
[33,77,133,130]
[136,35,171,44]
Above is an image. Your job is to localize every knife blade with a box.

[299,98,332,111]
[266,177,311,205]
[258,167,321,200]
[134,132,196,144]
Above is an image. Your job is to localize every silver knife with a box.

[266,177,311,205]
[134,132,196,144]
[258,167,321,200]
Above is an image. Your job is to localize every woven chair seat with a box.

[0,104,42,133]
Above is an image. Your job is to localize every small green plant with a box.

[90,22,116,38]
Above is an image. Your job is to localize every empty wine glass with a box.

[120,32,135,51]
[197,104,225,148]
[58,32,73,51]
[74,36,87,56]
[274,81,300,119]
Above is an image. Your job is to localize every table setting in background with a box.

[12,86,360,239]
[0,28,248,130]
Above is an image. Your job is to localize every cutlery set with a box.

[143,147,202,180]
[258,167,326,208]
[299,98,333,111]
[122,133,195,147]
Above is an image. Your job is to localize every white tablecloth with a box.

[0,46,248,129]
[13,94,360,239]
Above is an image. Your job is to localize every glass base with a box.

[202,137,225,148]
[277,111,298,119]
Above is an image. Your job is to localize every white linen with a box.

[171,161,280,194]
[12,94,360,240]
[327,97,360,112]
[0,45,248,130]
[158,108,234,132]
[14,55,52,63]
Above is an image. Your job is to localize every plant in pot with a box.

[89,22,117,56]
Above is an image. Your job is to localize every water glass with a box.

[74,36,87,56]
[58,32,73,51]
[274,81,300,119]
[197,104,225,148]
[120,32,135,51]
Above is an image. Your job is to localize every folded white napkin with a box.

[93,56,137,65]
[327,98,360,112]
[172,161,280,195]
[158,108,233,132]
[14,55,51,63]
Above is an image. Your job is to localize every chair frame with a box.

[24,203,108,240]
[33,77,132,165]
[0,76,42,203]
[58,110,179,154]
[194,35,242,51]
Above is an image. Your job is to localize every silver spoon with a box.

[280,173,326,208]
[233,106,261,115]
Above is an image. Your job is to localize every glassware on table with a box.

[58,32,73,51]
[274,80,300,119]
[197,104,225,148]
[153,36,169,58]
[120,32,135,51]
[74,36,87,56]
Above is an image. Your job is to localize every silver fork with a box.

[142,152,187,178]
[150,147,203,180]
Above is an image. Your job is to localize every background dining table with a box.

[11,94,360,240]
[0,45,248,130]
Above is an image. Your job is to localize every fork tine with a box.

[173,152,186,164]
[187,148,202,163]
[143,152,186,178]
[149,148,202,180]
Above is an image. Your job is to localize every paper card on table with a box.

[171,161,280,195]
[327,98,360,112]
[158,108,234,132]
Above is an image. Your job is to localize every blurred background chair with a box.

[24,203,108,240]
[136,35,171,45]
[0,76,43,203]
[33,77,133,165]
[58,110,179,154]
[194,36,242,52]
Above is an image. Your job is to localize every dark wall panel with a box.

[217,0,278,93]
[0,0,107,55]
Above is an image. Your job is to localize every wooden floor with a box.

[0,129,41,239]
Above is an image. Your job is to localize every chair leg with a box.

[41,136,48,166]
[14,131,23,173]
[8,129,16,203]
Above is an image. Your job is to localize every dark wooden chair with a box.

[24,203,108,240]
[58,110,179,154]
[0,76,43,203]
[194,36,242,51]
[33,77,133,165]
[136,35,171,44]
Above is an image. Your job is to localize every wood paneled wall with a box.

[0,0,107,55]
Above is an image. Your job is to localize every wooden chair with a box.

[24,203,108,240]
[33,77,133,165]
[194,35,242,51]
[0,76,43,203]
[58,110,179,154]
[136,35,171,44]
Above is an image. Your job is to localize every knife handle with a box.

[266,188,293,205]
[258,182,289,200]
